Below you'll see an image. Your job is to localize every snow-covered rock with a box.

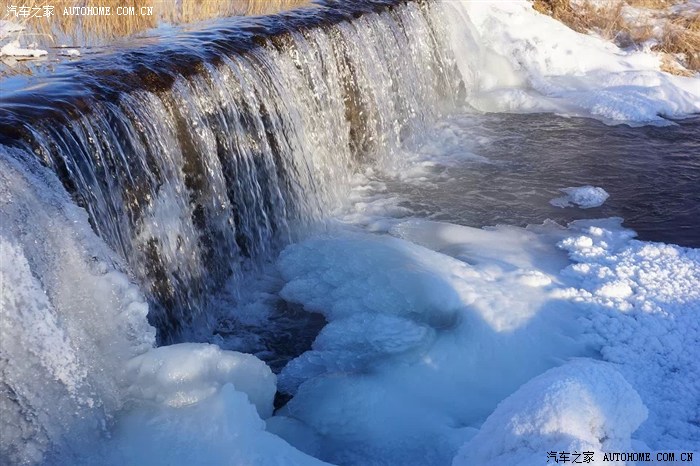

[452,360,648,466]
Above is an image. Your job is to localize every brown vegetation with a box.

[533,0,700,74]
[0,0,310,46]
[654,12,700,71]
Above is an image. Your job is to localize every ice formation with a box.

[550,186,610,208]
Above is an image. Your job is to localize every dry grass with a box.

[0,0,309,46]
[626,0,679,9]
[533,0,700,73]
[534,0,629,39]
[653,13,700,70]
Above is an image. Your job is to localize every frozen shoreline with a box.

[445,0,700,125]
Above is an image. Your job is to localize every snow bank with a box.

[0,39,47,58]
[452,360,647,466]
[550,185,609,208]
[443,0,700,124]
[273,214,699,464]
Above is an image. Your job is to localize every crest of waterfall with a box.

[0,0,462,463]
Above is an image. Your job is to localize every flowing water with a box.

[375,112,700,248]
[1,0,698,464]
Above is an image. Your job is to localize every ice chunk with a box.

[550,186,609,209]
[93,384,332,466]
[452,360,648,466]
[0,150,155,464]
[275,222,587,465]
[124,343,276,418]
[59,48,81,57]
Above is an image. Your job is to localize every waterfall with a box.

[2,0,460,341]
[0,0,462,463]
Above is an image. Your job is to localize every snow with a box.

[273,221,589,465]
[59,48,81,57]
[0,20,24,39]
[271,214,700,463]
[556,219,700,449]
[550,185,610,208]
[443,0,700,125]
[452,359,648,466]
[0,39,47,58]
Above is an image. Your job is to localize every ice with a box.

[452,360,648,466]
[68,341,333,465]
[443,0,700,124]
[0,151,155,464]
[59,48,81,57]
[124,343,276,417]
[89,384,331,466]
[550,186,610,209]
[272,214,699,464]
[274,220,589,465]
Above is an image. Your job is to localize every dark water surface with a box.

[391,113,700,248]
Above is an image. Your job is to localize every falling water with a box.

[3,0,460,340]
[0,0,462,463]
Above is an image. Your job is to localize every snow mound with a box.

[124,343,276,418]
[94,384,332,466]
[443,0,700,124]
[452,360,648,466]
[550,186,609,208]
